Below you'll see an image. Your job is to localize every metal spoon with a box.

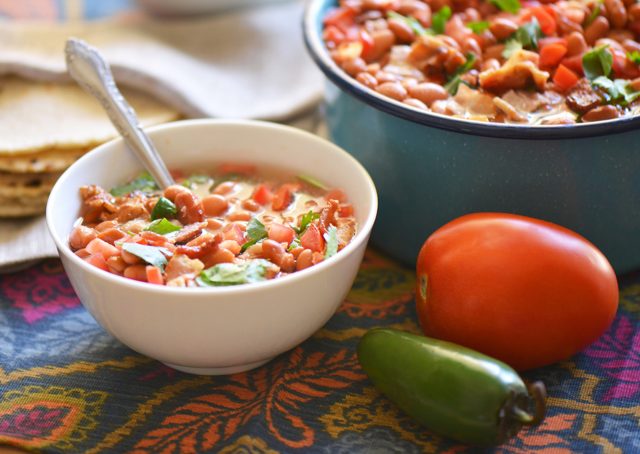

[64,37,175,189]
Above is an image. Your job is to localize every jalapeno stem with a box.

[514,381,547,426]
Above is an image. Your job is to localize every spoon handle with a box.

[64,38,175,189]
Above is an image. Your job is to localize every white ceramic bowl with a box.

[47,119,377,375]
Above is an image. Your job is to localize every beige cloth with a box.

[0,0,328,270]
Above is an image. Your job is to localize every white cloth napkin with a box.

[0,0,328,271]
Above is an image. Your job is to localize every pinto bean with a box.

[407,82,449,106]
[227,211,252,222]
[582,105,621,121]
[388,18,415,43]
[481,58,501,71]
[484,44,505,60]
[98,228,126,245]
[213,181,236,195]
[397,0,429,15]
[220,240,241,255]
[622,38,640,53]
[175,190,205,224]
[106,255,127,274]
[202,194,228,217]
[566,32,588,57]
[95,220,118,232]
[365,29,395,62]
[121,249,143,265]
[629,3,640,22]
[585,16,610,45]
[490,18,518,41]
[261,239,286,264]
[403,98,428,109]
[376,82,408,100]
[296,249,314,271]
[203,247,235,267]
[356,71,378,88]
[69,225,97,250]
[163,184,189,202]
[124,265,147,282]
[605,0,627,29]
[342,57,367,76]
[241,199,260,212]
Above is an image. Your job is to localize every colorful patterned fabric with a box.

[0,254,639,453]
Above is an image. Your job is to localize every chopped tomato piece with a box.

[217,163,256,176]
[324,189,347,203]
[540,43,568,69]
[553,64,579,92]
[146,266,164,285]
[359,29,374,61]
[85,253,109,271]
[272,184,299,211]
[560,55,584,76]
[339,203,354,217]
[611,48,640,79]
[529,7,556,36]
[300,224,325,253]
[86,238,120,259]
[268,223,295,245]
[539,37,567,49]
[223,223,245,245]
[252,184,273,205]
[323,6,356,32]
[323,25,345,46]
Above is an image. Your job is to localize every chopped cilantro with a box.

[466,21,490,34]
[287,237,301,252]
[150,197,177,221]
[110,171,158,197]
[297,174,329,190]
[294,210,321,235]
[145,218,181,235]
[444,53,476,95]
[197,259,271,287]
[121,243,171,269]
[502,19,541,59]
[387,11,429,36]
[583,45,613,81]
[592,76,640,105]
[490,0,521,14]
[432,6,452,35]
[324,225,339,259]
[241,217,268,252]
[627,50,640,65]
[502,40,523,59]
[181,174,212,189]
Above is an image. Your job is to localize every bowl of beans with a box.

[304,0,640,272]
[46,119,377,375]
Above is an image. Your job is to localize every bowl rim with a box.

[46,118,378,296]
[303,0,640,140]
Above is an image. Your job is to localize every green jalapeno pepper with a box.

[357,328,546,446]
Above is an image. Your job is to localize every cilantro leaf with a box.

[466,21,490,34]
[490,0,521,14]
[151,197,177,221]
[627,50,640,65]
[297,174,329,190]
[121,243,171,269]
[582,45,613,81]
[294,210,321,235]
[432,6,452,34]
[502,39,524,59]
[387,11,429,36]
[145,218,181,235]
[444,53,476,95]
[287,237,301,252]
[585,1,602,27]
[324,225,339,259]
[181,174,212,190]
[197,259,271,287]
[110,171,158,197]
[241,217,268,252]
[592,76,640,105]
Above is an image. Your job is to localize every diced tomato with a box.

[324,189,347,203]
[86,238,120,259]
[252,184,273,205]
[540,43,568,69]
[300,224,325,253]
[553,64,579,91]
[359,29,374,61]
[611,48,640,79]
[85,253,109,271]
[272,184,299,211]
[223,223,245,245]
[539,37,567,49]
[217,163,256,176]
[323,6,356,33]
[560,55,584,76]
[339,203,354,217]
[530,6,556,36]
[323,25,345,46]
[146,266,164,285]
[268,223,295,245]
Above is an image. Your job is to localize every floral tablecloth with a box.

[1,1,640,453]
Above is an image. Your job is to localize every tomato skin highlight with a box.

[415,213,619,371]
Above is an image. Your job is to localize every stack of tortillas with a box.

[0,77,179,217]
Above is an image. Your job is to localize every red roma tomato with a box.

[415,213,619,371]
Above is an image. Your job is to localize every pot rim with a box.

[303,0,640,140]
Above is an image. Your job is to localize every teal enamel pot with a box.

[303,0,640,273]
